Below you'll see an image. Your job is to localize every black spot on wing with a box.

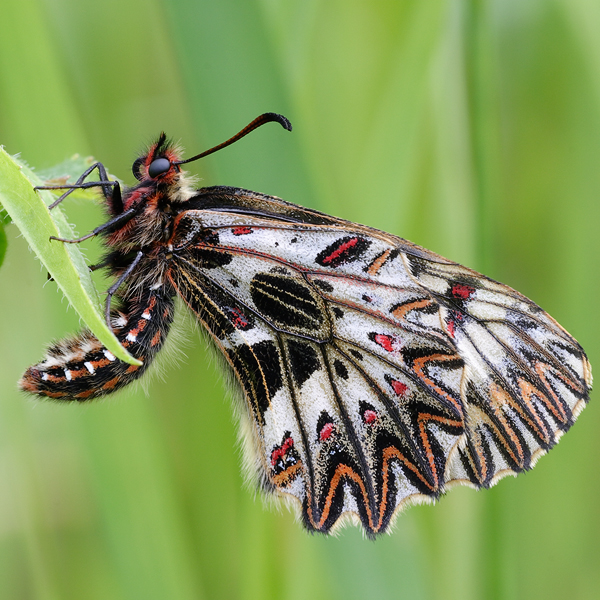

[228,340,283,421]
[313,279,334,293]
[333,359,349,380]
[287,340,321,386]
[315,236,371,268]
[332,307,344,319]
[250,273,324,331]
[349,349,363,361]
[401,346,462,369]
[187,247,233,269]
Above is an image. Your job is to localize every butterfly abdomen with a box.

[20,285,175,400]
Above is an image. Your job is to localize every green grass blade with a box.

[0,148,141,365]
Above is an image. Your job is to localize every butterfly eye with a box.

[148,157,171,178]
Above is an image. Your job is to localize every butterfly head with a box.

[131,114,291,191]
[122,113,291,214]
[131,133,183,185]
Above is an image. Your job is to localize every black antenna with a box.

[174,113,292,166]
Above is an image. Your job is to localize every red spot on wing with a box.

[374,334,395,352]
[271,437,294,466]
[232,226,253,236]
[363,410,378,424]
[319,423,334,441]
[228,307,250,329]
[451,284,475,300]
[447,320,455,337]
[390,379,408,397]
[321,238,359,265]
[447,310,464,338]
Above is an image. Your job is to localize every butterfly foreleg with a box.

[35,161,122,210]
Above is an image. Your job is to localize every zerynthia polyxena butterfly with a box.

[20,113,592,537]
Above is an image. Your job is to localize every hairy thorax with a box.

[108,172,197,253]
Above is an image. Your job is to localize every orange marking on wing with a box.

[272,461,303,487]
[382,446,436,491]
[306,444,440,533]
[516,379,552,443]
[390,298,433,322]
[412,353,464,417]
[126,364,140,374]
[309,464,375,532]
[44,391,67,399]
[376,445,439,527]
[366,249,391,275]
[534,362,574,422]
[486,382,526,466]
[76,390,96,399]
[469,433,489,483]
[416,413,464,488]
[488,383,537,437]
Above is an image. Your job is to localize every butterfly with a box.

[20,113,592,537]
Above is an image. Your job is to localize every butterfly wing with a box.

[167,187,591,536]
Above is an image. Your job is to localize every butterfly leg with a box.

[37,161,135,243]
[35,161,121,210]
[104,251,144,327]
[49,206,138,244]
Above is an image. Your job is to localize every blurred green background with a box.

[1,1,600,599]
